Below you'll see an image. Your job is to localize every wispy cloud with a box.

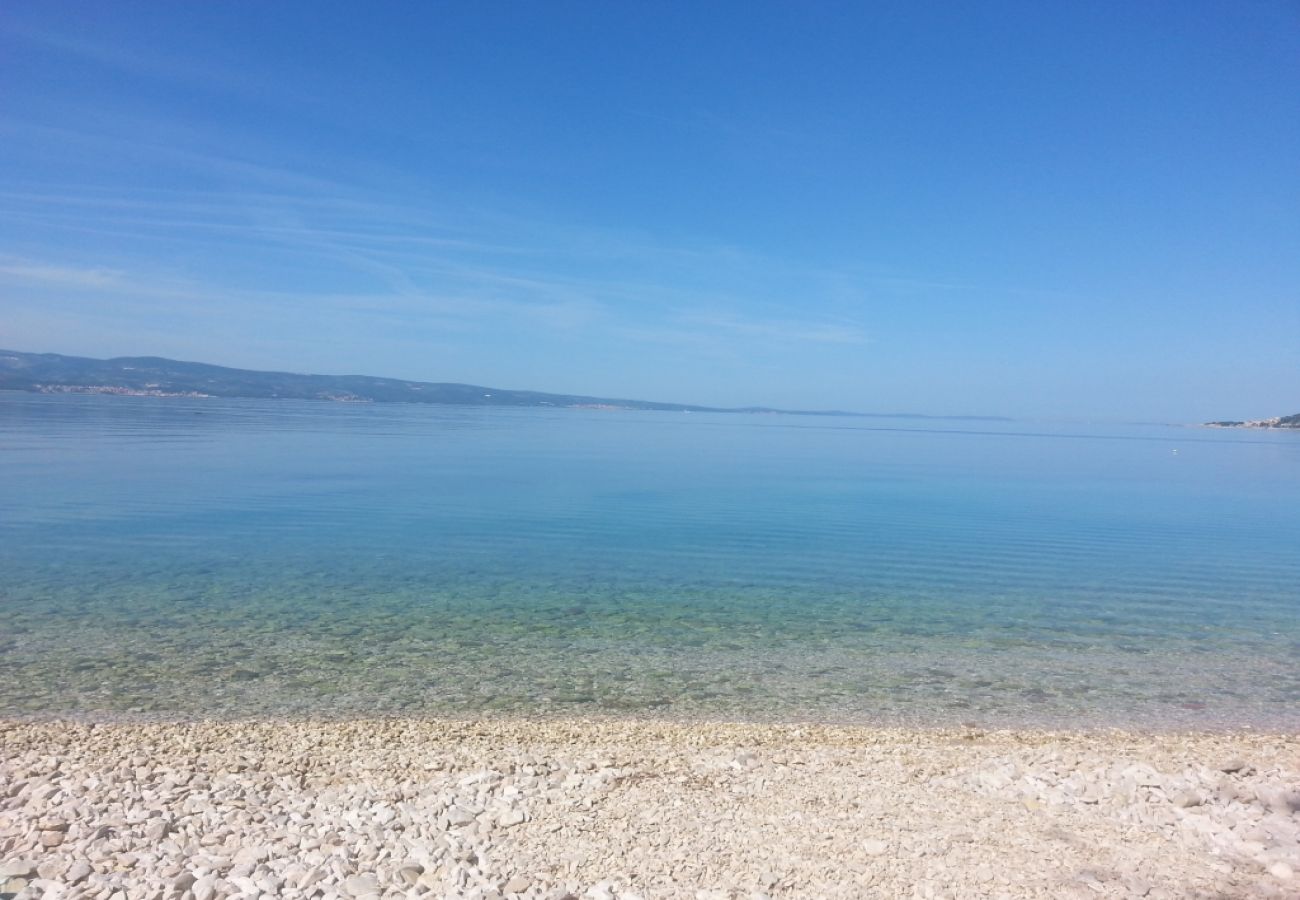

[675,310,869,345]
[0,260,124,289]
[1,24,312,108]
[0,106,884,379]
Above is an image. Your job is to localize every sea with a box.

[2,392,1297,729]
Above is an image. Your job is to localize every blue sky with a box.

[1,1,1296,420]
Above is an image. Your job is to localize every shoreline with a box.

[3,717,1297,899]
[2,708,1297,736]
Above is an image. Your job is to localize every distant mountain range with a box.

[1205,414,1300,429]
[0,349,1011,421]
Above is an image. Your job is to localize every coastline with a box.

[3,717,1297,899]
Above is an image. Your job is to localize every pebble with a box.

[343,872,380,896]
[232,845,269,866]
[65,861,93,885]
[447,805,477,826]
[36,860,66,880]
[503,874,532,893]
[192,874,217,900]
[0,861,38,879]
[0,719,1296,900]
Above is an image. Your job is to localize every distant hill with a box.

[0,349,1011,420]
[1205,413,1300,429]
[0,349,734,411]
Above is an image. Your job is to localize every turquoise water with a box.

[2,393,1298,727]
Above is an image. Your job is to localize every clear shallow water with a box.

[2,393,1298,728]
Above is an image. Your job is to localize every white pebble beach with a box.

[1,718,1297,899]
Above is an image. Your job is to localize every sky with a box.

[1,1,1297,421]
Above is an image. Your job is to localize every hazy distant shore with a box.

[1203,414,1300,430]
[0,350,1014,420]
[3,716,1297,899]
